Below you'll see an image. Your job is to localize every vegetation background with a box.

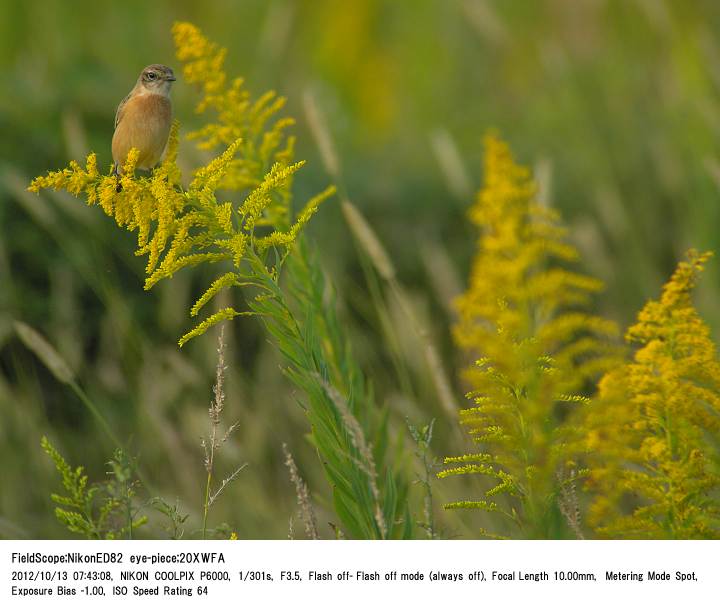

[1,0,719,538]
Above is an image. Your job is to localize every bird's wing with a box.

[114,92,132,129]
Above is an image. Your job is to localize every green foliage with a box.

[41,436,147,539]
[149,498,189,540]
[249,242,413,538]
[407,419,437,539]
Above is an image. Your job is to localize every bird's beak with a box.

[166,75,177,81]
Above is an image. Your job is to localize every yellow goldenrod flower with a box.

[582,250,720,539]
[178,308,244,348]
[440,133,621,538]
[172,21,297,221]
[190,272,241,317]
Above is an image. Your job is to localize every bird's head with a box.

[137,64,176,96]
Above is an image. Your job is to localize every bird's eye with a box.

[146,72,157,80]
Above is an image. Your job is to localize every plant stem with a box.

[202,471,212,540]
[126,481,133,540]
[70,381,123,450]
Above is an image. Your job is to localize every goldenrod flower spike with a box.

[172,21,297,209]
[440,134,620,538]
[582,250,720,539]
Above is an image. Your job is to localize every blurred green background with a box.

[1,0,719,538]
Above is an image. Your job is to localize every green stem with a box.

[70,381,123,450]
[202,471,212,540]
[126,481,133,540]
[69,381,157,497]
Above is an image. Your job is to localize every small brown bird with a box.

[112,64,176,178]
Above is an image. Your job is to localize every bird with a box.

[112,64,176,185]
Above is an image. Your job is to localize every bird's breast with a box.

[112,94,172,170]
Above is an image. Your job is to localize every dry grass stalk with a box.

[557,470,585,540]
[208,464,246,507]
[282,443,319,540]
[341,199,396,281]
[202,326,227,475]
[14,321,74,384]
[201,326,245,537]
[302,88,341,179]
[461,0,509,46]
[429,129,472,200]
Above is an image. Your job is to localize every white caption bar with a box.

[1,540,715,608]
